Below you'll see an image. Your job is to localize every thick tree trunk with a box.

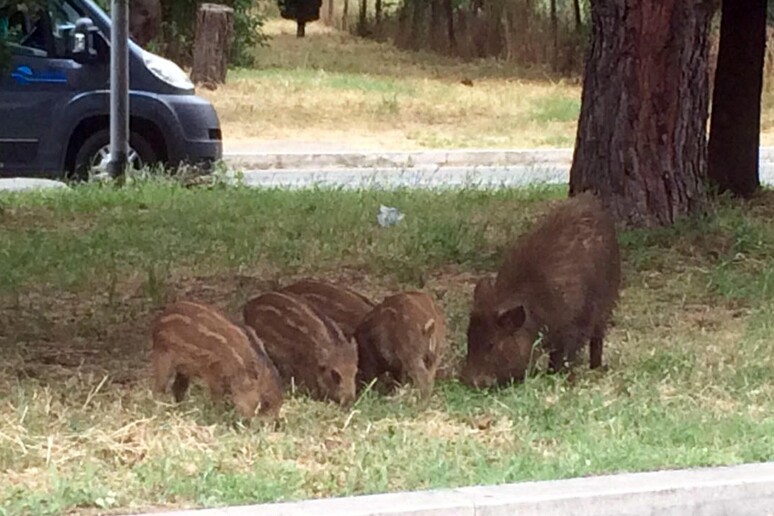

[342,0,349,30]
[191,3,234,89]
[297,20,306,37]
[569,0,713,228]
[707,0,766,198]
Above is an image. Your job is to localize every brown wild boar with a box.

[460,192,621,389]
[354,290,447,399]
[243,291,358,406]
[279,279,375,339]
[150,300,284,419]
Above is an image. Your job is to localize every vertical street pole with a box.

[108,0,129,183]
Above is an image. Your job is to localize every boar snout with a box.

[460,364,496,390]
[336,384,357,407]
[258,397,282,420]
[408,362,435,400]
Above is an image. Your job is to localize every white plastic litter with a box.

[377,205,405,227]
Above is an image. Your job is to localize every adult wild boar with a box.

[461,192,621,388]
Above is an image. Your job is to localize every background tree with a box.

[278,0,323,37]
[129,0,162,47]
[568,0,715,227]
[707,0,767,198]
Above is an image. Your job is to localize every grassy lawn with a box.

[1,177,774,514]
[204,19,774,151]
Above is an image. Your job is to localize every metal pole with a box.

[108,0,129,182]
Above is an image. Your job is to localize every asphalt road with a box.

[4,161,774,192]
[235,163,774,190]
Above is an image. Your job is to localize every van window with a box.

[4,0,94,59]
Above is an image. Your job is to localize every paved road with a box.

[4,155,774,192]
[235,164,567,189]
[234,163,774,190]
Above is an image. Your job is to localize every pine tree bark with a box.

[707,0,766,198]
[191,3,234,89]
[569,0,714,228]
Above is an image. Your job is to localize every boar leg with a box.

[201,371,226,402]
[547,334,570,373]
[152,351,176,394]
[589,325,604,370]
[170,373,191,402]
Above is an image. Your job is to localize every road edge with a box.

[136,461,774,516]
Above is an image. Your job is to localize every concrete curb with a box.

[138,461,774,516]
[224,146,774,171]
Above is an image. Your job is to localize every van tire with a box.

[72,129,156,180]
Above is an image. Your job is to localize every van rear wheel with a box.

[72,129,156,180]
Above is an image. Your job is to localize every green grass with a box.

[2,179,774,514]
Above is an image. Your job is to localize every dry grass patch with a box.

[200,19,774,150]
[202,20,581,150]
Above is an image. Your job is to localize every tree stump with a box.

[191,3,234,89]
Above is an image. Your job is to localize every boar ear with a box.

[321,365,342,385]
[422,318,435,337]
[473,276,495,307]
[496,305,526,331]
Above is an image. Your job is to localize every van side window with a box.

[3,8,53,58]
[4,0,95,60]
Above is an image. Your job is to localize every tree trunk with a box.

[707,0,766,198]
[343,0,349,30]
[297,20,306,37]
[375,0,382,35]
[129,0,162,47]
[191,3,234,89]
[549,0,558,71]
[357,0,368,36]
[444,0,455,52]
[568,0,714,228]
[328,0,334,24]
[410,0,425,51]
[430,0,442,51]
[572,0,581,32]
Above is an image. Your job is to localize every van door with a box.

[0,1,105,175]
